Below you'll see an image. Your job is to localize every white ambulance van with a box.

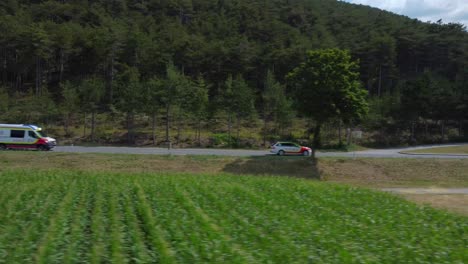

[0,124,57,151]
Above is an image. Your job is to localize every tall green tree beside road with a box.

[161,63,191,146]
[262,70,293,145]
[78,76,105,141]
[190,76,209,146]
[231,75,256,145]
[219,75,256,146]
[115,66,143,144]
[142,77,164,145]
[288,49,368,157]
[60,81,79,136]
[217,75,235,146]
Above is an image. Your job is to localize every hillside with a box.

[0,0,467,146]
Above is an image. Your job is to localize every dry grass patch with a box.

[1,152,467,188]
[319,158,468,187]
[400,194,468,216]
[0,152,229,174]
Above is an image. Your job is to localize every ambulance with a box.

[0,124,57,151]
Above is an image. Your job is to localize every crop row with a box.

[0,170,466,263]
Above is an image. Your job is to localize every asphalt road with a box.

[53,144,468,159]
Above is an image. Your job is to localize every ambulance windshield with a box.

[36,131,46,138]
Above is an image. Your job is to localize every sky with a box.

[342,0,468,27]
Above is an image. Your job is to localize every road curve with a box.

[52,144,468,159]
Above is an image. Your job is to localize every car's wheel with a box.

[303,150,310,156]
[37,145,50,151]
[0,144,6,150]
[278,150,285,156]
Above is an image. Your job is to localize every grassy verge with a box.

[404,145,468,154]
[2,151,467,216]
[1,151,467,187]
[319,158,468,187]
[0,169,466,263]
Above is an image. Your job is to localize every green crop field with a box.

[0,170,466,263]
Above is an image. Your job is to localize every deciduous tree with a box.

[287,49,368,157]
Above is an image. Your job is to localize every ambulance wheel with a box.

[37,145,50,151]
[0,144,6,150]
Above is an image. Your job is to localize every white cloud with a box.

[343,0,468,27]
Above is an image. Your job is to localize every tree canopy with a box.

[288,48,368,156]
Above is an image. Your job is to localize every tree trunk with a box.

[459,120,463,137]
[59,49,64,84]
[306,119,312,140]
[378,64,382,97]
[176,116,181,145]
[228,112,232,147]
[2,48,7,85]
[346,127,351,145]
[152,111,156,145]
[91,110,96,142]
[35,56,41,96]
[126,111,135,145]
[126,112,130,144]
[441,120,445,143]
[83,112,87,138]
[197,119,202,146]
[15,73,21,94]
[14,51,19,92]
[424,120,428,139]
[410,121,415,144]
[236,115,241,147]
[165,104,171,149]
[311,123,322,159]
[64,112,70,136]
[338,120,342,145]
[109,45,115,103]
[44,60,50,88]
[263,117,267,147]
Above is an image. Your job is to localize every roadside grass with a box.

[404,145,468,154]
[0,169,466,263]
[1,152,467,187]
[317,143,371,152]
[2,152,467,215]
[319,158,468,188]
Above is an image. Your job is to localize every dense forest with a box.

[0,0,467,147]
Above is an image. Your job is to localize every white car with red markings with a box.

[270,142,311,156]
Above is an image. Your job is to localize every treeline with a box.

[0,0,467,146]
